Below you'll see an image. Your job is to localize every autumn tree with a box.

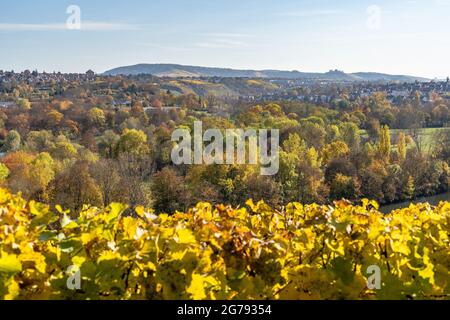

[1,151,35,198]
[321,141,350,165]
[329,173,360,201]
[52,160,102,213]
[397,131,407,162]
[88,107,106,127]
[98,130,119,158]
[377,125,391,162]
[25,130,55,153]
[151,167,190,213]
[29,152,55,201]
[116,129,150,157]
[90,159,122,206]
[17,98,31,110]
[0,163,10,183]
[405,175,415,200]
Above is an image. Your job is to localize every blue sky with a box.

[0,0,449,78]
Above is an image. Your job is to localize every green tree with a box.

[51,135,78,159]
[25,130,55,153]
[98,130,120,158]
[339,122,360,151]
[278,133,327,204]
[2,130,21,152]
[116,129,149,157]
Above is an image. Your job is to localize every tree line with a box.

[1,76,450,213]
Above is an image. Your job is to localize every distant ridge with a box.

[103,63,429,82]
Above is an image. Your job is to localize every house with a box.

[0,101,15,108]
[390,90,410,98]
[112,100,132,106]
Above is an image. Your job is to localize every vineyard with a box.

[0,188,449,300]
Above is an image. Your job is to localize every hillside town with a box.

[1,70,449,109]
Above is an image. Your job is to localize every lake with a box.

[380,191,450,213]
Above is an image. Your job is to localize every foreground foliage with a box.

[0,188,449,300]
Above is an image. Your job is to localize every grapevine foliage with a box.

[0,188,449,300]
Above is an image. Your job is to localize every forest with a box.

[1,73,450,214]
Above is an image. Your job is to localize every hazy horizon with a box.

[1,0,449,78]
[0,62,439,80]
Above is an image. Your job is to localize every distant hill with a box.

[103,64,428,82]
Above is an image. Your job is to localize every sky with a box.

[0,0,449,78]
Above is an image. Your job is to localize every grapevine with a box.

[0,189,449,300]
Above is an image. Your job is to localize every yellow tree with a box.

[405,175,415,200]
[29,152,55,201]
[378,125,391,163]
[0,163,10,183]
[397,131,407,162]
[116,129,150,157]
[321,141,350,165]
[88,107,106,127]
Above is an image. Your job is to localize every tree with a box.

[382,164,403,203]
[81,130,98,152]
[339,122,360,151]
[25,130,55,153]
[29,152,55,201]
[378,125,391,162]
[98,130,119,158]
[1,151,35,198]
[321,141,350,165]
[298,121,326,151]
[151,167,190,213]
[360,161,388,202]
[277,133,328,204]
[433,129,450,162]
[0,163,10,183]
[403,148,429,197]
[326,125,340,143]
[185,165,224,204]
[51,135,78,159]
[91,159,122,206]
[325,158,357,184]
[397,131,407,162]
[88,107,106,127]
[405,176,415,200]
[329,173,360,201]
[17,98,31,110]
[296,147,328,204]
[46,110,64,128]
[52,160,102,213]
[116,129,149,157]
[245,174,281,207]
[366,119,381,142]
[2,130,21,152]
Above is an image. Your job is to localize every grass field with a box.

[361,127,450,152]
